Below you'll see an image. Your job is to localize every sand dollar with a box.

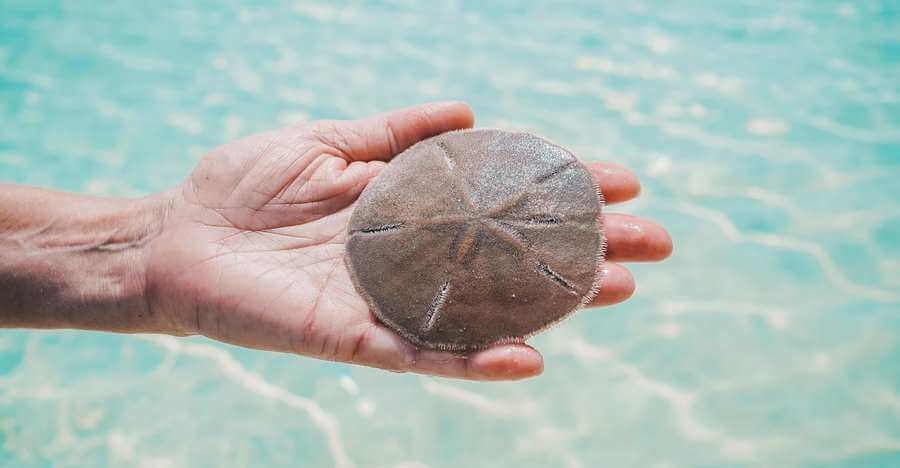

[345,129,604,351]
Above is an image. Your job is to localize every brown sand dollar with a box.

[345,129,605,351]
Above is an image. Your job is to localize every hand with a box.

[146,102,672,380]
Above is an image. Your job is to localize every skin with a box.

[0,101,672,381]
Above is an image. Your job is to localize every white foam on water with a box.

[648,36,673,54]
[660,300,788,330]
[419,378,535,419]
[746,118,789,136]
[142,336,354,468]
[568,339,763,458]
[748,233,900,302]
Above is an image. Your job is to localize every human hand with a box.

[146,102,672,380]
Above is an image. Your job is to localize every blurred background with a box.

[2,0,899,466]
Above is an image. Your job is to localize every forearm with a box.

[0,185,173,333]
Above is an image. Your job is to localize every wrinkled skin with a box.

[146,102,672,380]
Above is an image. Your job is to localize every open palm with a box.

[146,102,671,380]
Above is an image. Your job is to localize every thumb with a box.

[310,101,475,162]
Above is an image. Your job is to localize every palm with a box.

[147,102,672,380]
[151,125,402,364]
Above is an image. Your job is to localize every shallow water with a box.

[1,1,899,467]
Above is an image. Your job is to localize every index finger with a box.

[584,161,641,205]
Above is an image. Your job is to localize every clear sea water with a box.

[2,1,899,467]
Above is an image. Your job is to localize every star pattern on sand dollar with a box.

[354,141,583,333]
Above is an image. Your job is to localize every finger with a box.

[588,262,635,307]
[584,162,641,205]
[603,213,673,262]
[313,101,475,162]
[347,323,543,381]
[411,344,544,381]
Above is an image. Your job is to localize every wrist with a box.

[0,186,175,333]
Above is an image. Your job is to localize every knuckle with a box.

[308,120,356,159]
[383,120,401,155]
[347,324,373,363]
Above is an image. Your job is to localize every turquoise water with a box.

[2,0,899,466]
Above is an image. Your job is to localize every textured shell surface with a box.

[345,129,604,351]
